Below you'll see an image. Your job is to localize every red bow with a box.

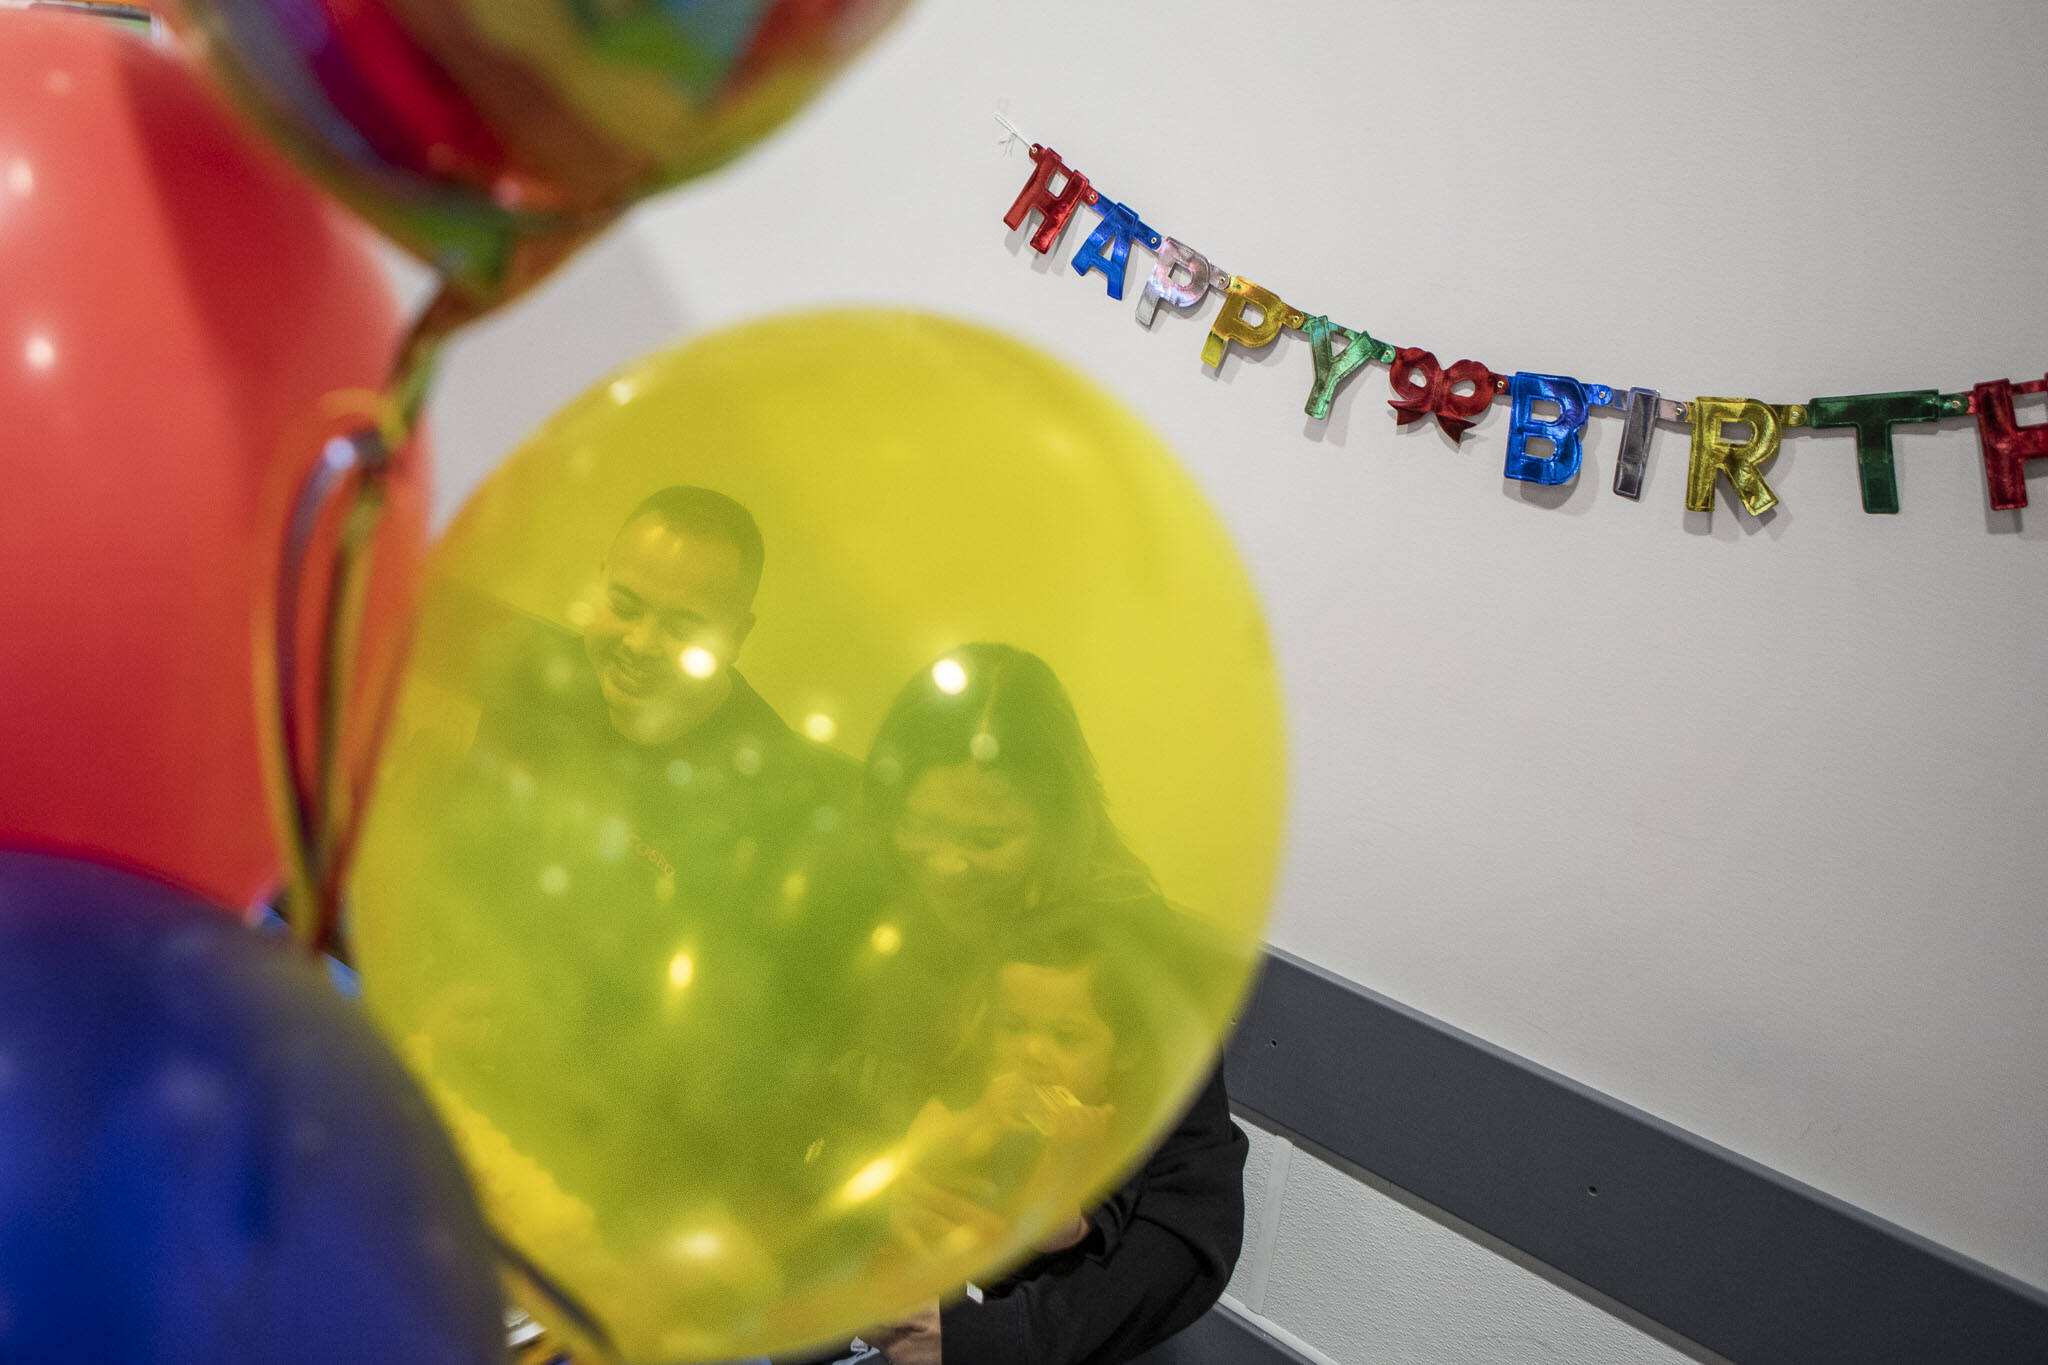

[1388,346,1501,442]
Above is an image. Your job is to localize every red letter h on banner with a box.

[1003,145,1093,255]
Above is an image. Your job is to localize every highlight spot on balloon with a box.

[23,333,54,372]
[802,712,838,743]
[7,160,31,196]
[870,923,903,957]
[932,657,969,694]
[681,646,717,679]
[667,951,695,990]
[733,746,763,776]
[609,379,637,405]
[538,864,570,896]
[840,1155,901,1206]
[670,1228,724,1262]
[969,731,1000,763]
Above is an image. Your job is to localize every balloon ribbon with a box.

[259,283,474,957]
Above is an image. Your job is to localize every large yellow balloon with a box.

[352,311,1285,1362]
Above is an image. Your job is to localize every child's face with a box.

[989,961,1115,1107]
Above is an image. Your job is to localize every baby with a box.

[894,907,1148,1262]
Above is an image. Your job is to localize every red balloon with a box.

[0,12,425,911]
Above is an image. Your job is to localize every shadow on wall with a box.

[422,226,693,528]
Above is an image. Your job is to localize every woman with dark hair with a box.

[806,642,1248,1365]
[860,642,1157,925]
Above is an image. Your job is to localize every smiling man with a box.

[584,486,764,748]
[551,486,858,910]
[437,483,851,927]
[446,488,855,1365]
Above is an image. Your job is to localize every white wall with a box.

[406,2,2048,1359]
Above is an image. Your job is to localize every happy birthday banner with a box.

[1000,137,2048,519]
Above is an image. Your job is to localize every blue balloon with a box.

[0,850,505,1364]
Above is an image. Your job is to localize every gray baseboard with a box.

[1216,948,2048,1365]
[1130,1301,1317,1365]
